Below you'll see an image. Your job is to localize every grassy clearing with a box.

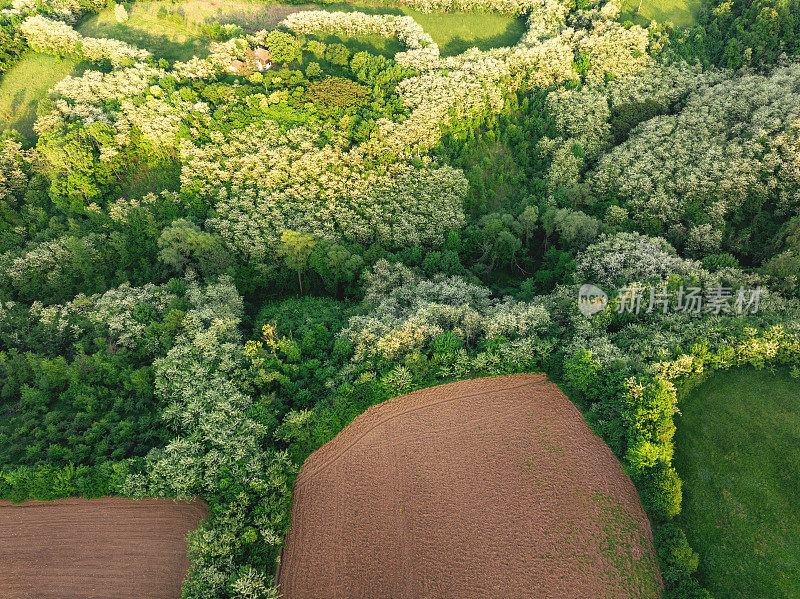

[77,4,208,62]
[404,9,525,55]
[80,1,525,60]
[674,368,800,598]
[309,4,526,56]
[0,52,78,141]
[619,0,701,28]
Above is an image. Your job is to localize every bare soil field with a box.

[0,496,207,599]
[279,373,661,598]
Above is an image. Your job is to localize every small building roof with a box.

[253,47,271,62]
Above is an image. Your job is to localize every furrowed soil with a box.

[0,496,207,598]
[279,373,661,598]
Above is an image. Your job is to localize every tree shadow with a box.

[79,22,206,62]
[439,18,526,57]
[307,32,404,58]
[320,3,405,16]
[9,88,27,117]
[216,2,404,33]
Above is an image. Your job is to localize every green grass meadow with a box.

[315,4,525,56]
[674,368,800,598]
[0,52,78,141]
[620,0,701,28]
[77,4,208,62]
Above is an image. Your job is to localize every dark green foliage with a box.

[435,90,555,217]
[701,252,739,271]
[670,0,800,67]
[0,461,125,502]
[0,349,168,468]
[254,296,353,343]
[251,296,355,416]
[430,331,463,356]
[421,250,464,277]
[610,99,662,144]
[530,248,576,293]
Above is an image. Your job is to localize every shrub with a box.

[655,523,700,574]
[702,253,739,271]
[562,349,599,398]
[262,30,302,64]
[662,568,713,599]
[324,42,351,66]
[305,61,322,78]
[114,3,128,23]
[431,331,463,356]
[637,463,682,521]
[303,76,369,111]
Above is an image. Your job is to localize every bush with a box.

[655,523,700,573]
[702,253,740,271]
[304,76,369,111]
[662,568,713,599]
[431,331,463,355]
[305,61,322,78]
[637,463,682,521]
[324,43,350,66]
[0,463,124,503]
[562,349,598,398]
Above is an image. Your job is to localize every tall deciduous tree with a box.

[280,230,317,295]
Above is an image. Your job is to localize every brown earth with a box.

[0,496,207,599]
[279,373,662,599]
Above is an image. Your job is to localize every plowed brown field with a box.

[0,496,207,599]
[279,373,662,599]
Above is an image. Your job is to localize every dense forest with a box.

[1,0,800,597]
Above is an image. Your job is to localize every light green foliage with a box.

[637,462,682,521]
[263,30,302,64]
[562,348,599,396]
[324,42,351,65]
[305,61,322,78]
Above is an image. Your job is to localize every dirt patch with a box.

[0,496,207,599]
[279,373,662,598]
